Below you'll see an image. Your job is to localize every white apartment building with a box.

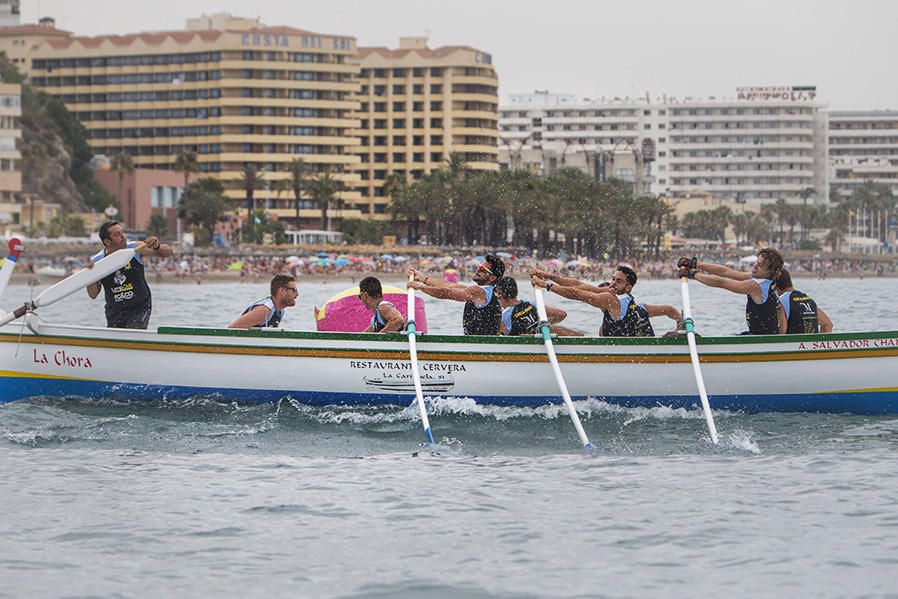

[828,110,898,200]
[0,0,19,28]
[500,87,829,204]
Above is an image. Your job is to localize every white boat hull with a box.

[2,317,898,413]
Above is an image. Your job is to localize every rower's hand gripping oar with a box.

[679,269,720,444]
[406,273,435,445]
[532,284,595,451]
[0,242,147,328]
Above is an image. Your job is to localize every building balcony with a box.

[219,60,360,74]
[669,141,815,150]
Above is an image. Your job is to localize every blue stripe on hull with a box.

[1,377,897,414]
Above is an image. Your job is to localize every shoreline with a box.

[7,269,893,286]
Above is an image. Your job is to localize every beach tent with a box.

[314,285,427,333]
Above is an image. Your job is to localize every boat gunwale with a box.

[150,326,898,347]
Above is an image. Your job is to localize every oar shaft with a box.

[680,277,719,444]
[407,274,434,444]
[533,287,593,449]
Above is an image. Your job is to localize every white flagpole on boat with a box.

[0,237,24,304]
[533,285,595,451]
[0,242,147,328]
[680,275,720,444]
[406,273,435,445]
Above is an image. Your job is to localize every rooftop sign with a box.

[737,86,817,101]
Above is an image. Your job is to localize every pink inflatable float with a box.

[314,285,427,333]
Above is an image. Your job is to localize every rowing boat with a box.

[2,315,897,413]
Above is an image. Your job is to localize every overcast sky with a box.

[22,0,898,110]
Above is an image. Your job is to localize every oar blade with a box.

[680,277,720,444]
[532,286,594,450]
[35,246,139,309]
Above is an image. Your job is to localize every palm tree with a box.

[238,164,265,244]
[308,173,343,231]
[173,150,200,191]
[799,187,816,206]
[110,152,134,226]
[173,150,200,240]
[444,152,467,180]
[384,172,411,241]
[288,158,308,227]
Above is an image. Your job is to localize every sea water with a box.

[2,276,897,597]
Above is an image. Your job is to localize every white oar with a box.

[533,285,595,451]
[680,276,720,444]
[0,242,146,327]
[0,237,24,303]
[406,274,435,445]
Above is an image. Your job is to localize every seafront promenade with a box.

[5,245,897,284]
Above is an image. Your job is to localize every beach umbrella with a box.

[316,252,329,259]
[380,253,395,261]
[226,260,244,271]
[496,251,512,259]
[740,255,758,264]
[432,256,453,267]
[314,285,427,333]
[334,258,349,266]
[393,255,409,263]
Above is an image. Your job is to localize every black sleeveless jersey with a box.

[745,278,779,335]
[506,300,540,336]
[462,284,501,335]
[782,290,819,334]
[601,294,655,337]
[100,255,152,329]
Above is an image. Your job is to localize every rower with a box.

[775,269,833,334]
[228,274,298,328]
[678,248,786,335]
[530,265,682,337]
[494,276,582,336]
[408,254,505,335]
[358,276,405,333]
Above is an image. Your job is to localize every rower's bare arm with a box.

[695,272,760,300]
[818,307,834,333]
[531,269,598,290]
[643,303,682,323]
[228,305,269,329]
[378,304,405,333]
[411,281,484,303]
[86,281,101,299]
[552,284,617,312]
[550,325,584,337]
[698,261,750,280]
[409,268,458,289]
[545,305,567,324]
[138,237,173,259]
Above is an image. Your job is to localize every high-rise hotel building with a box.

[352,37,498,218]
[500,87,829,205]
[828,110,898,199]
[25,14,363,221]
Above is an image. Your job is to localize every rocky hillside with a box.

[19,105,88,212]
[1,54,111,213]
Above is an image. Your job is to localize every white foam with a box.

[726,429,761,454]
